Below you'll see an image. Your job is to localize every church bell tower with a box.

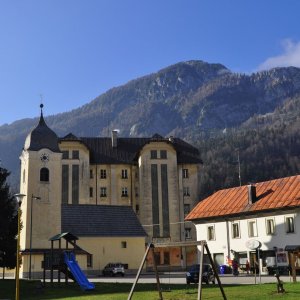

[19,104,62,277]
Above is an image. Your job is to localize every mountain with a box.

[1,60,300,196]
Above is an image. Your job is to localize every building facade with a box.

[19,107,202,277]
[186,175,300,276]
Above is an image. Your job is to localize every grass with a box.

[1,279,300,299]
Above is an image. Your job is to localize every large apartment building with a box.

[19,107,202,276]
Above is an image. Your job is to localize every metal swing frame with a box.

[127,240,227,300]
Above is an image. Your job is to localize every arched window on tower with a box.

[40,167,49,182]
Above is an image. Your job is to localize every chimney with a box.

[169,136,174,143]
[111,130,118,148]
[247,184,257,204]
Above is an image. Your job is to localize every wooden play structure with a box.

[42,232,94,290]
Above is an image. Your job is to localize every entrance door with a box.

[163,251,170,265]
[250,252,258,273]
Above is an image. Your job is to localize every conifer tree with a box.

[0,167,18,277]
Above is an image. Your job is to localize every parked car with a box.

[186,264,215,284]
[102,263,125,277]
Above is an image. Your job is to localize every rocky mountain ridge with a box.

[1,60,300,192]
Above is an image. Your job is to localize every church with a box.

[18,105,202,278]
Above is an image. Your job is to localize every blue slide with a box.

[64,251,95,291]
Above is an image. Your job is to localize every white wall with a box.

[195,209,300,264]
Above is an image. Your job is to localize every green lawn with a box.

[1,279,300,300]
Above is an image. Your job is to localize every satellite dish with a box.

[245,239,261,250]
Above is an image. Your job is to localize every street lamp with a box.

[14,193,26,300]
[29,194,41,279]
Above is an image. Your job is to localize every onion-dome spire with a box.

[38,103,46,125]
[24,104,60,152]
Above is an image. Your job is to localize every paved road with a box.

[90,272,299,285]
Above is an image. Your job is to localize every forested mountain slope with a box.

[1,60,299,197]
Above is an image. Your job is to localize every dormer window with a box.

[150,150,157,159]
[72,150,79,159]
[62,151,69,159]
[160,150,167,159]
[40,167,49,182]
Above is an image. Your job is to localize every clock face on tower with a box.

[40,153,49,162]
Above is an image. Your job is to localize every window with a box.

[100,187,107,197]
[90,169,93,179]
[72,150,79,159]
[232,222,240,238]
[100,169,107,179]
[286,217,295,233]
[121,241,127,248]
[122,187,128,197]
[23,169,25,183]
[62,165,69,204]
[121,169,128,179]
[160,150,167,159]
[207,226,215,241]
[183,187,190,196]
[135,187,139,197]
[89,187,93,198]
[40,168,49,182]
[183,169,189,178]
[62,151,69,159]
[266,218,275,235]
[136,204,140,213]
[87,254,93,268]
[72,165,79,204]
[185,228,192,239]
[248,220,257,237]
[150,150,157,159]
[184,204,190,215]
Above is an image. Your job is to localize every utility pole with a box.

[237,150,241,186]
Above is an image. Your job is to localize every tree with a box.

[0,167,18,278]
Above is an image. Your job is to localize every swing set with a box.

[128,240,227,300]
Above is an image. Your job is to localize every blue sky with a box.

[1,0,300,125]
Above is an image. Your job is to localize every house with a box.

[18,105,202,277]
[185,175,300,276]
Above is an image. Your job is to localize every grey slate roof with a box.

[24,113,60,153]
[60,133,202,165]
[61,204,147,237]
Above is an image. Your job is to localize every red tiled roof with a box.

[186,175,300,221]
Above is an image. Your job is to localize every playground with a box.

[7,235,300,299]
[1,280,300,300]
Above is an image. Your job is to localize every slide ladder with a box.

[64,251,95,291]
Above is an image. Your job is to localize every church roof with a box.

[60,134,202,165]
[24,106,60,153]
[61,204,147,237]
